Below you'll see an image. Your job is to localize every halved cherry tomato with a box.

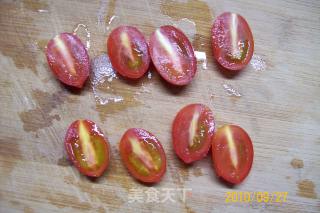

[211,12,254,70]
[172,104,215,164]
[211,125,254,184]
[149,25,197,86]
[119,128,166,183]
[64,120,110,177]
[46,33,90,88]
[107,26,150,79]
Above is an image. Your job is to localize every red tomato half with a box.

[149,25,197,86]
[172,104,215,164]
[46,33,90,88]
[65,120,110,177]
[211,12,254,70]
[107,26,150,79]
[212,125,254,184]
[119,128,166,183]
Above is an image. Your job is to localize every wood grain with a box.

[0,0,319,212]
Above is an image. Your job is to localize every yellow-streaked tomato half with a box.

[64,120,110,177]
[46,33,90,88]
[172,104,215,164]
[107,26,150,79]
[211,12,254,71]
[119,128,166,183]
[212,125,254,184]
[149,25,197,86]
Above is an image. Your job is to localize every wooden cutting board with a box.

[0,0,319,212]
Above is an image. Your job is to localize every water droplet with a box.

[222,83,242,97]
[97,0,108,27]
[73,24,91,50]
[106,15,119,31]
[90,54,124,105]
[113,96,124,103]
[38,9,49,13]
[140,84,151,94]
[250,54,266,71]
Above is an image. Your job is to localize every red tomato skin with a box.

[211,12,254,71]
[107,26,150,79]
[119,128,166,183]
[172,104,215,164]
[64,120,110,177]
[211,125,254,184]
[46,33,90,88]
[149,25,197,86]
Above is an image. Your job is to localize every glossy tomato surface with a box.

[65,120,110,177]
[211,12,254,70]
[119,128,166,183]
[212,125,254,184]
[172,104,215,164]
[46,33,90,88]
[107,26,150,79]
[149,25,197,86]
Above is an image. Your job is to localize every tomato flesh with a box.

[119,128,166,183]
[211,12,254,70]
[149,25,197,86]
[172,104,215,164]
[64,120,110,177]
[107,26,150,79]
[211,125,254,184]
[46,33,90,88]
